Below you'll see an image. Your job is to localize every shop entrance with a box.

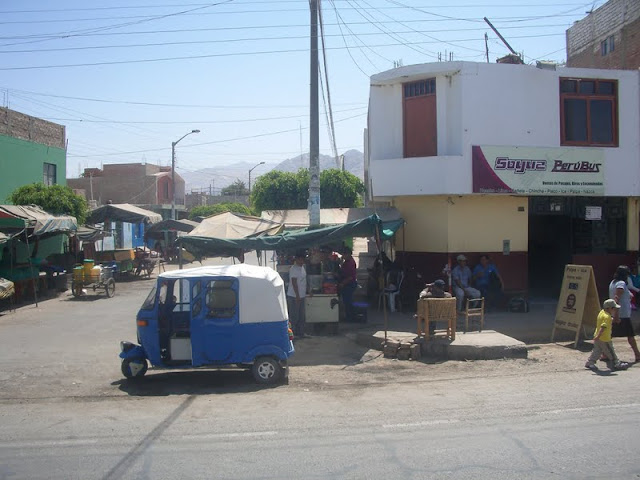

[528,214,572,297]
[528,197,627,298]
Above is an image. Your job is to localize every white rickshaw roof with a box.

[159,264,287,323]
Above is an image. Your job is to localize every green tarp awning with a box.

[179,214,403,257]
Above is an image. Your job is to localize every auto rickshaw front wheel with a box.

[121,357,148,379]
[252,356,283,385]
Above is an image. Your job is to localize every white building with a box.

[366,61,640,298]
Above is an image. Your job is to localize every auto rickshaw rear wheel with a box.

[252,356,283,385]
[105,278,116,298]
[121,357,148,379]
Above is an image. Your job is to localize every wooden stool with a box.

[417,297,456,341]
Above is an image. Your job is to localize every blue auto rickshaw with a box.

[119,264,294,384]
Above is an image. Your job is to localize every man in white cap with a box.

[451,254,481,312]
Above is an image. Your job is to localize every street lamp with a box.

[171,129,200,220]
[248,161,265,195]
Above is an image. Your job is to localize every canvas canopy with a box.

[180,214,402,257]
[0,232,8,245]
[261,207,403,229]
[86,203,162,225]
[75,225,107,243]
[144,218,199,241]
[188,212,283,239]
[0,205,77,236]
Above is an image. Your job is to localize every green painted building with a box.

[0,108,66,203]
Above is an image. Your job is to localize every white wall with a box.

[368,61,640,197]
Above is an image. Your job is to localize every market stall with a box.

[0,205,77,304]
[179,214,404,330]
[144,218,199,261]
[86,203,162,277]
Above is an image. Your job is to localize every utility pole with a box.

[484,32,489,63]
[308,0,321,226]
[484,17,522,62]
[171,129,200,220]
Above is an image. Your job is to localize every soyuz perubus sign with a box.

[472,145,605,196]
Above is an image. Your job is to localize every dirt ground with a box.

[287,333,639,389]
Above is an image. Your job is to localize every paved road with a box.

[0,262,638,479]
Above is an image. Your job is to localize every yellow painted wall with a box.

[628,197,639,251]
[394,195,528,253]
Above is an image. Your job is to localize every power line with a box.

[0,33,565,71]
[0,2,602,14]
[0,14,590,42]
[319,3,339,165]
[0,22,577,55]
[1,86,366,109]
[32,106,367,125]
[67,112,367,158]
[328,0,377,76]
[0,1,237,49]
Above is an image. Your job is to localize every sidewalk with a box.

[335,298,640,360]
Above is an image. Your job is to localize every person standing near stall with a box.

[339,247,358,322]
[287,251,308,339]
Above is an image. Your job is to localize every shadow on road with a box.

[112,369,284,396]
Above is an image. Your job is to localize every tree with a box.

[320,169,365,208]
[250,168,365,213]
[221,180,249,196]
[250,170,307,212]
[188,202,251,220]
[9,183,88,225]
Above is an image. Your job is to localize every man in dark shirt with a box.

[339,247,358,322]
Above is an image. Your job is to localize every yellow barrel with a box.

[83,259,95,275]
[91,265,102,282]
[73,266,84,281]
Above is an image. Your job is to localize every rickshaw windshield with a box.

[141,285,157,310]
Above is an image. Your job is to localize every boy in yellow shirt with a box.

[585,299,630,371]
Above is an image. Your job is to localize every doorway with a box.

[528,214,572,298]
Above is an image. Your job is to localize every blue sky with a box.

[0,0,603,181]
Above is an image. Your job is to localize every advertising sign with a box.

[551,265,601,347]
[472,145,605,196]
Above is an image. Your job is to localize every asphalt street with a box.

[0,261,638,479]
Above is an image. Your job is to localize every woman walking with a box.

[609,265,640,363]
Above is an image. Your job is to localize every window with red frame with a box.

[560,78,618,147]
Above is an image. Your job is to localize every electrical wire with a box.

[0,15,588,42]
[31,106,367,125]
[1,86,366,109]
[319,2,340,165]
[328,0,379,74]
[0,1,237,48]
[0,22,575,55]
[67,112,367,158]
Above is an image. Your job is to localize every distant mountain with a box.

[274,149,364,179]
[182,150,364,193]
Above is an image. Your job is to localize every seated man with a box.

[451,254,481,312]
[472,254,504,310]
[419,279,452,299]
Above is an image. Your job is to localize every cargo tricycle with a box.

[119,264,294,385]
[72,260,116,298]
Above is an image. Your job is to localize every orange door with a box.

[404,94,437,157]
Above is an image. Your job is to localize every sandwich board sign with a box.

[551,265,600,347]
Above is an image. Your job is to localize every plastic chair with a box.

[378,270,404,312]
